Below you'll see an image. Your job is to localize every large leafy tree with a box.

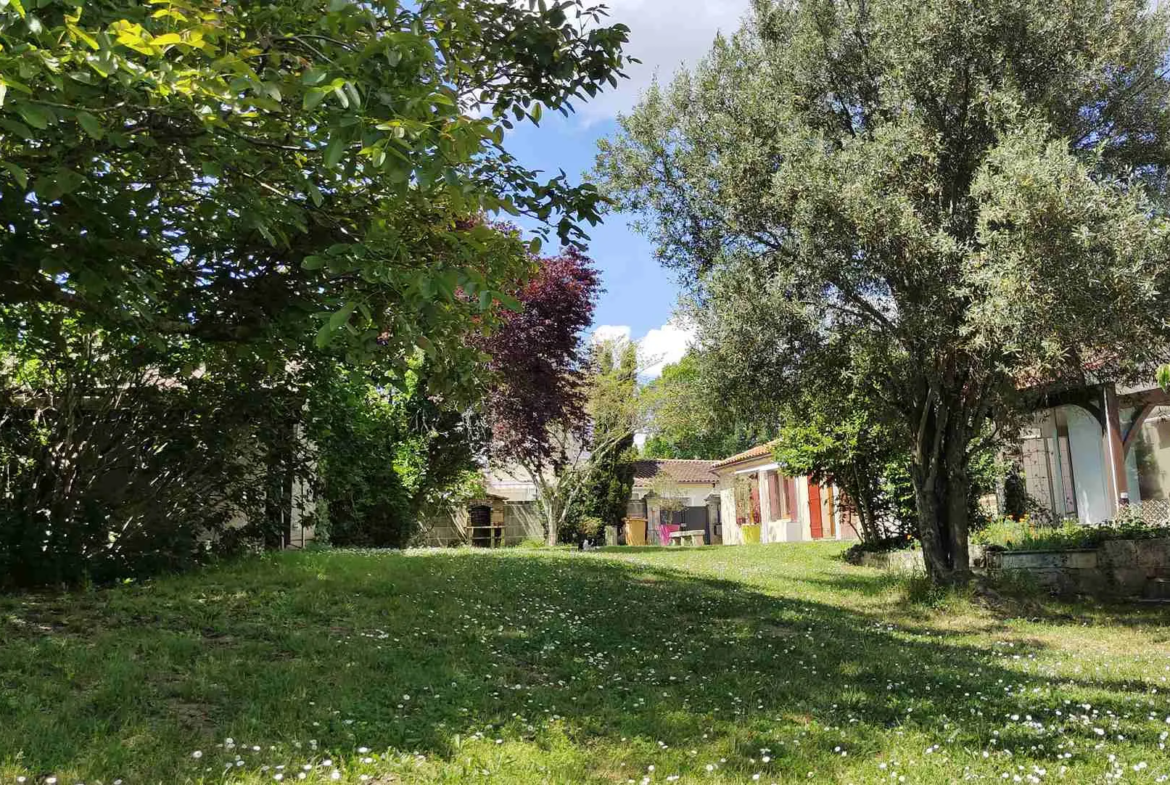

[578,338,639,536]
[599,0,1170,583]
[640,351,770,460]
[0,0,630,394]
[481,248,601,544]
[0,0,631,580]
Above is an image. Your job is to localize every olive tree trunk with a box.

[910,392,977,585]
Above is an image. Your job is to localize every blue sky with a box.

[508,116,663,337]
[502,0,751,375]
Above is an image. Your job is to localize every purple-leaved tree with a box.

[482,248,600,545]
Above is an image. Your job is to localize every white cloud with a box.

[578,0,751,123]
[591,324,633,345]
[638,319,695,378]
[590,321,693,377]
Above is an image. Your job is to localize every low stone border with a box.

[856,546,985,573]
[985,537,1170,598]
[857,550,925,573]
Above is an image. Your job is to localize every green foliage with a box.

[640,352,769,459]
[0,0,632,578]
[646,474,687,514]
[1,0,631,401]
[974,514,1170,552]
[577,339,639,534]
[306,371,413,549]
[1001,464,1029,521]
[597,0,1170,583]
[578,515,605,542]
[0,328,309,587]
[772,386,912,542]
[307,358,482,549]
[0,313,486,586]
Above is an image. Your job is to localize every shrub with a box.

[307,373,414,549]
[974,513,1170,552]
[1002,464,1029,520]
[0,339,304,588]
[306,360,484,550]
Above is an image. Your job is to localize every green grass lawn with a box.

[3,543,1170,784]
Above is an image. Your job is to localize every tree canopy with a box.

[599,0,1170,583]
[1,0,630,395]
[578,337,639,536]
[0,0,632,582]
[480,247,601,543]
[640,351,771,460]
[481,248,601,474]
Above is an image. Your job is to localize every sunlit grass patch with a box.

[2,543,1169,783]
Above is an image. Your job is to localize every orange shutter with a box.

[767,471,782,520]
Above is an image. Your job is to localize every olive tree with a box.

[598,0,1170,584]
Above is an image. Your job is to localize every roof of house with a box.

[631,459,718,488]
[710,443,776,471]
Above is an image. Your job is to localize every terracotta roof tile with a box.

[710,443,776,471]
[631,459,718,488]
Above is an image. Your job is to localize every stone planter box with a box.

[857,546,984,574]
[858,550,925,573]
[985,537,1170,598]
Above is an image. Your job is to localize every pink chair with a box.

[659,523,680,545]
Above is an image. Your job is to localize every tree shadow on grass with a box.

[1,549,1168,783]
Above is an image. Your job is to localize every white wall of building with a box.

[715,460,829,544]
[719,481,740,545]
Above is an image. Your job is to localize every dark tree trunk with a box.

[910,394,974,586]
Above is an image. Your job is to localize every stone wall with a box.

[858,550,925,573]
[985,538,1170,598]
[855,546,986,573]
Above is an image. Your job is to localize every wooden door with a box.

[807,482,823,539]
